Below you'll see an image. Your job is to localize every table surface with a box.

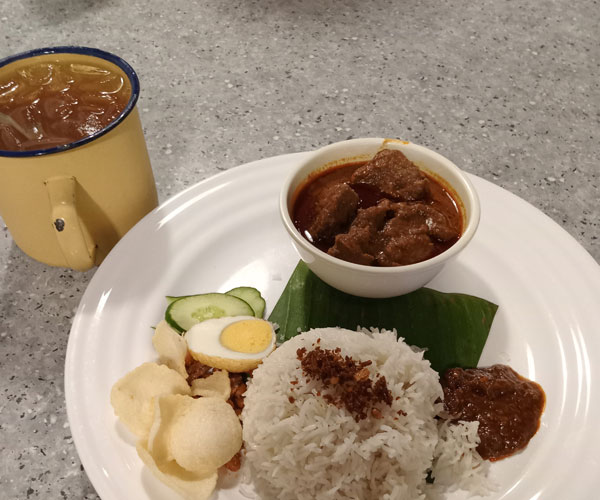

[0,1,598,498]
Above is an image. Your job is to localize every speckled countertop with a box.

[0,0,598,498]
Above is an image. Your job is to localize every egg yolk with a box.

[219,319,272,354]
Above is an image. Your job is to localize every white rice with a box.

[241,327,490,500]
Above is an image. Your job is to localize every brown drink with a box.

[0,60,132,151]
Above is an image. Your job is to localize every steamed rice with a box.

[242,327,489,500]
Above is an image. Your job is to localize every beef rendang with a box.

[292,149,463,266]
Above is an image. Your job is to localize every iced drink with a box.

[0,60,132,151]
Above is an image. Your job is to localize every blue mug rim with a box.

[0,46,140,158]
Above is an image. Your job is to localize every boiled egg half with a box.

[184,316,276,372]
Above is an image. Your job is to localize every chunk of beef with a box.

[420,204,460,242]
[350,149,429,201]
[327,225,375,265]
[328,200,459,266]
[307,182,359,242]
[328,200,392,265]
[350,198,392,229]
[377,230,434,266]
[376,203,459,265]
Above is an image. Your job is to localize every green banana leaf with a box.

[268,261,498,373]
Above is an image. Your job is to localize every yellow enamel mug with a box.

[0,47,158,271]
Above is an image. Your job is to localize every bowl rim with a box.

[279,138,481,275]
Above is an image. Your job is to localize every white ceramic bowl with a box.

[280,138,480,298]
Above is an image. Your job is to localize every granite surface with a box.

[0,0,598,498]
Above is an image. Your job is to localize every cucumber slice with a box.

[226,287,266,318]
[165,293,254,333]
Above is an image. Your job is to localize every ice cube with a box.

[16,63,53,87]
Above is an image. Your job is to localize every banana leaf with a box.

[268,261,498,373]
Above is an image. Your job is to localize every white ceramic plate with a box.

[65,152,600,500]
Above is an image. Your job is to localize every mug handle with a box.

[44,175,96,271]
